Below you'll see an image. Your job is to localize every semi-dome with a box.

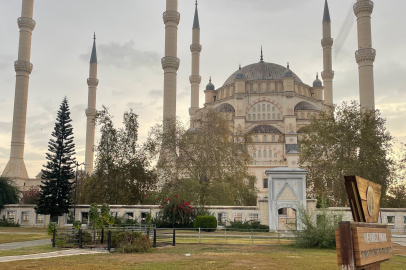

[216,103,235,113]
[206,77,215,90]
[223,62,302,86]
[294,101,317,111]
[313,74,322,87]
[251,125,282,134]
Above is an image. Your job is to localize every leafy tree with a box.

[384,143,406,208]
[0,177,20,209]
[148,109,257,206]
[79,107,156,204]
[299,102,393,206]
[36,97,76,221]
[89,203,115,243]
[20,187,40,204]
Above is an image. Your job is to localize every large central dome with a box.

[223,62,303,86]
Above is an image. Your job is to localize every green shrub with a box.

[55,234,67,247]
[81,230,93,245]
[194,215,217,232]
[226,221,269,231]
[0,215,20,227]
[293,206,342,249]
[73,220,82,230]
[47,222,57,236]
[111,231,151,253]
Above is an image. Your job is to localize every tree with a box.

[89,203,114,243]
[79,107,157,204]
[20,188,40,204]
[36,97,76,221]
[384,143,406,208]
[299,101,393,206]
[148,109,257,206]
[0,177,20,209]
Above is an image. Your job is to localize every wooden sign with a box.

[344,176,382,223]
[336,222,392,268]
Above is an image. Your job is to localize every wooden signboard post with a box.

[335,176,392,270]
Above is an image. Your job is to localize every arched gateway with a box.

[265,167,308,231]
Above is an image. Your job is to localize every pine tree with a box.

[36,97,76,221]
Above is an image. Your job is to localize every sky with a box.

[0,0,405,178]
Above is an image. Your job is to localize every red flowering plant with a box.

[154,195,209,228]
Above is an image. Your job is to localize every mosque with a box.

[3,0,377,199]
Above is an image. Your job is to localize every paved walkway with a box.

[0,249,107,262]
[0,239,50,251]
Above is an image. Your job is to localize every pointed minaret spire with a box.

[90,32,97,64]
[193,0,200,29]
[239,63,241,70]
[260,46,264,62]
[190,0,202,121]
[85,34,99,174]
[323,0,331,22]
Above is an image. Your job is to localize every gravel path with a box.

[0,239,50,251]
[0,249,107,262]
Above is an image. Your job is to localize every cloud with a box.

[0,147,8,159]
[80,40,160,71]
[148,89,162,98]
[0,122,11,134]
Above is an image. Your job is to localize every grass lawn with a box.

[1,244,406,270]
[0,234,50,244]
[0,244,60,257]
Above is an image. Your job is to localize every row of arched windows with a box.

[218,87,235,100]
[254,135,282,142]
[247,83,280,93]
[253,104,277,112]
[296,112,314,119]
[248,113,281,121]
[253,150,278,159]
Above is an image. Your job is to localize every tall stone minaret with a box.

[3,0,35,181]
[84,34,99,174]
[354,0,376,110]
[189,1,202,120]
[321,0,334,105]
[162,0,180,123]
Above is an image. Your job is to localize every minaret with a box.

[84,34,99,174]
[321,0,334,105]
[354,0,376,110]
[3,0,35,180]
[189,1,202,120]
[162,0,180,124]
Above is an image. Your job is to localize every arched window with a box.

[253,114,256,120]
[248,114,251,120]
[253,107,256,112]
[258,83,262,92]
[253,152,256,158]
[301,112,305,119]
[262,104,265,111]
[262,114,265,120]
[263,135,267,142]
[267,113,270,120]
[227,89,230,97]
[267,104,270,111]
[258,114,261,120]
[289,123,293,132]
[275,83,278,92]
[272,107,275,112]
[257,105,261,111]
[250,84,254,93]
[272,113,275,120]
[267,83,270,92]
[272,135,275,142]
[258,151,262,158]
[277,113,281,120]
[274,153,278,158]
[269,150,272,157]
[263,150,267,158]
[307,113,311,119]
[255,136,258,142]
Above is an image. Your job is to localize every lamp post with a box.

[73,161,85,223]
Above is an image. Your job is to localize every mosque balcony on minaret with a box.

[85,108,97,117]
[353,0,374,16]
[321,70,334,80]
[189,75,201,84]
[87,78,99,87]
[190,44,202,53]
[355,48,376,64]
[321,38,333,47]
[161,56,180,70]
[14,60,33,74]
[163,10,180,24]
[17,17,36,31]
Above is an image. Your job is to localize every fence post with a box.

[278,231,280,245]
[199,227,201,244]
[153,229,156,248]
[101,228,104,244]
[251,228,254,245]
[172,228,176,246]
[52,228,56,248]
[107,230,112,252]
[225,227,227,244]
[79,229,82,248]
[147,228,150,237]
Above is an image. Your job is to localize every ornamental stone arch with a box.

[265,167,308,231]
[245,97,283,116]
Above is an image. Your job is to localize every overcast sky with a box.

[0,0,405,177]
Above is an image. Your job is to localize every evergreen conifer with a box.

[36,97,76,221]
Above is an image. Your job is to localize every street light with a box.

[73,161,85,223]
